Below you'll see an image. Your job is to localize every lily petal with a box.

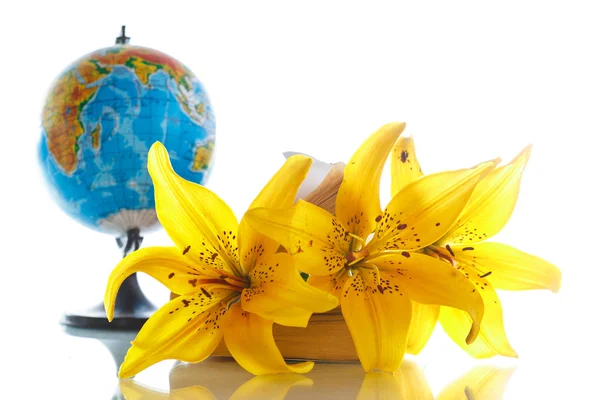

[244,200,351,276]
[230,374,313,400]
[391,135,423,195]
[241,253,339,327]
[370,160,496,252]
[104,246,216,320]
[437,365,516,400]
[336,122,406,242]
[453,242,561,293]
[118,290,233,378]
[406,303,440,355]
[148,142,240,276]
[239,155,313,273]
[373,252,483,344]
[357,361,434,400]
[308,270,352,299]
[438,268,518,358]
[222,303,315,375]
[440,145,531,244]
[341,270,412,372]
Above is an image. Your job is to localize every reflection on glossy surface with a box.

[357,361,434,399]
[119,357,515,399]
[229,375,313,400]
[120,380,216,400]
[437,366,515,400]
[63,326,137,375]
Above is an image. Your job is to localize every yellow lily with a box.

[391,136,562,358]
[245,122,497,372]
[104,142,338,378]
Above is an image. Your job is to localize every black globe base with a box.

[60,273,156,330]
[60,228,156,330]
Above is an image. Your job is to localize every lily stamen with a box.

[427,246,456,267]
[204,283,244,293]
[224,277,248,289]
[424,247,441,260]
[360,249,411,264]
[347,249,370,267]
[196,277,247,290]
[348,232,366,248]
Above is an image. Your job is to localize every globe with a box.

[38,44,215,235]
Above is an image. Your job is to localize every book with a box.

[303,162,345,215]
[212,307,358,361]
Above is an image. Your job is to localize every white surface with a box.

[0,1,598,398]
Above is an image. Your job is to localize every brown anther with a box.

[479,271,492,278]
[347,249,369,262]
[445,244,455,257]
[200,287,212,298]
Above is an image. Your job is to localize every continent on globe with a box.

[39,45,216,235]
[191,139,215,172]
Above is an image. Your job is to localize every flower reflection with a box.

[120,380,216,400]
[437,365,515,400]
[119,358,515,399]
[357,361,433,399]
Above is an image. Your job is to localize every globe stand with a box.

[60,228,156,330]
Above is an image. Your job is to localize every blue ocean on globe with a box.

[38,45,215,235]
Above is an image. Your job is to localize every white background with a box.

[0,1,598,398]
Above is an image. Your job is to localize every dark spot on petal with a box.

[401,150,409,163]
[168,272,175,279]
[401,251,410,258]
[462,247,475,251]
[183,245,191,255]
[211,253,218,261]
[201,287,212,298]
[375,215,382,223]
[188,279,198,287]
[435,222,440,227]
[479,271,492,278]
[397,224,407,230]
[182,299,190,307]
